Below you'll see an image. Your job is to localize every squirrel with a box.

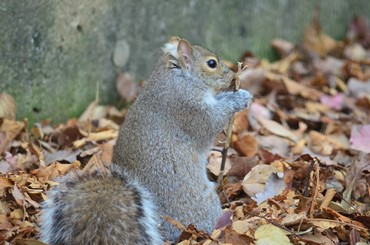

[40,37,253,245]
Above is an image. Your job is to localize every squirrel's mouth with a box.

[227,74,240,91]
[218,76,237,93]
[230,77,238,91]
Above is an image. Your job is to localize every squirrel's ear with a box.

[177,39,193,70]
[162,37,182,68]
[162,36,180,58]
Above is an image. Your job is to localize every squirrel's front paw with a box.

[233,89,253,111]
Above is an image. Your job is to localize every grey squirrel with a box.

[40,37,253,244]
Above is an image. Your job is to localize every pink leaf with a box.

[215,210,233,229]
[320,93,344,110]
[350,125,370,153]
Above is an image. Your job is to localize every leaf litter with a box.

[0,11,370,245]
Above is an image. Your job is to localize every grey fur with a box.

[112,43,252,242]
[40,39,252,244]
[40,168,163,245]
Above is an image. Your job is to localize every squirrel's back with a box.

[40,167,162,245]
[40,37,253,244]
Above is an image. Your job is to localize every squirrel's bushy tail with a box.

[40,168,162,245]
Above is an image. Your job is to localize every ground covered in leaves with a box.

[0,13,370,245]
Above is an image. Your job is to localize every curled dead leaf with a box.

[0,92,16,120]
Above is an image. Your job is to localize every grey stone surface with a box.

[1,0,369,124]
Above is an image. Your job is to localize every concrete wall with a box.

[1,0,369,124]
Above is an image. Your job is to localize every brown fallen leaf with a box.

[271,38,295,57]
[257,116,300,142]
[0,175,13,187]
[301,234,336,245]
[0,213,14,230]
[232,110,249,134]
[319,188,336,209]
[242,164,278,197]
[116,72,139,102]
[227,156,258,179]
[282,77,323,100]
[35,161,81,180]
[232,220,252,235]
[44,150,81,165]
[303,9,339,56]
[233,134,258,157]
[207,151,232,176]
[0,92,16,120]
[0,119,25,155]
[13,239,48,245]
[9,208,24,219]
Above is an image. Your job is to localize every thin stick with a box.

[217,62,245,188]
[309,158,320,219]
[303,159,315,197]
[259,215,303,238]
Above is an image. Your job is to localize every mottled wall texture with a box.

[1,0,370,124]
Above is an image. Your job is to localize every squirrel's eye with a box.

[207,59,217,69]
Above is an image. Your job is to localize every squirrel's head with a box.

[162,37,236,92]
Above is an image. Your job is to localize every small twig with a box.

[303,159,315,197]
[217,62,245,188]
[297,216,304,233]
[309,159,320,219]
[334,192,360,214]
[210,148,223,153]
[259,215,303,238]
[217,125,233,186]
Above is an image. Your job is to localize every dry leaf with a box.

[254,172,286,205]
[282,77,323,100]
[256,135,290,157]
[347,78,370,98]
[44,150,81,165]
[215,210,233,229]
[116,72,139,102]
[320,94,345,110]
[255,224,292,245]
[0,119,25,154]
[227,156,258,179]
[307,219,342,231]
[271,39,295,57]
[242,164,277,197]
[303,9,338,56]
[257,116,299,142]
[232,110,249,134]
[13,239,48,245]
[248,103,272,131]
[233,134,258,157]
[0,176,13,187]
[0,214,13,230]
[0,92,16,120]
[79,102,108,122]
[281,212,306,226]
[350,125,370,153]
[12,185,25,206]
[207,151,232,176]
[301,234,336,245]
[232,220,251,235]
